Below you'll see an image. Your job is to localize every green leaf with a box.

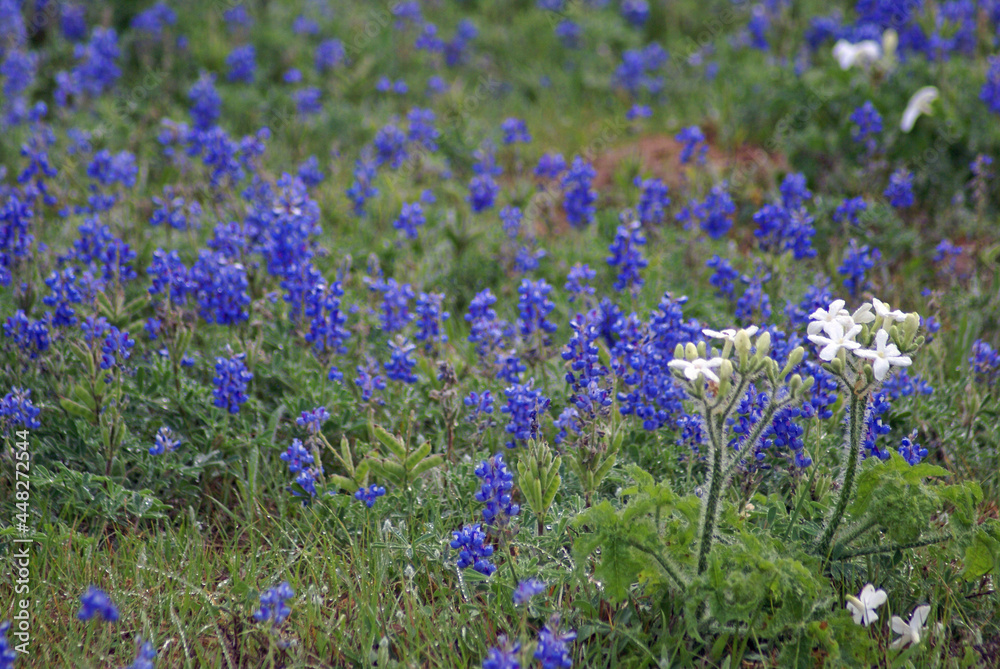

[963,526,1000,580]
[403,441,432,469]
[410,454,443,478]
[60,398,93,420]
[373,425,406,460]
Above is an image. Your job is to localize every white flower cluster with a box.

[807,298,919,381]
[846,584,935,650]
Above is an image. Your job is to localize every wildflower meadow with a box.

[3,0,1000,667]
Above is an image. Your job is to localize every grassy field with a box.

[1,0,1000,667]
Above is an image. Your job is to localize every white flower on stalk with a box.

[847,303,875,325]
[872,298,907,323]
[702,326,759,341]
[890,604,931,649]
[900,86,939,133]
[808,300,848,335]
[845,584,887,626]
[808,320,862,361]
[668,357,725,383]
[854,329,912,380]
[833,39,882,70]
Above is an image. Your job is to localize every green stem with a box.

[831,533,951,561]
[816,393,867,561]
[697,410,725,575]
[626,539,686,591]
[782,463,819,540]
[834,516,880,551]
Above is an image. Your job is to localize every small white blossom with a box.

[872,298,906,323]
[808,300,848,335]
[702,326,759,341]
[833,39,882,70]
[667,357,725,383]
[901,86,938,133]
[848,303,875,325]
[854,329,912,380]
[846,584,887,626]
[890,604,931,649]
[808,321,862,362]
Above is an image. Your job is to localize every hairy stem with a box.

[697,408,725,575]
[831,533,951,561]
[816,393,867,561]
[627,539,686,591]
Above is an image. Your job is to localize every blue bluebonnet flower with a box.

[933,239,967,278]
[534,153,566,180]
[495,350,526,384]
[475,453,519,529]
[355,484,387,508]
[297,407,330,435]
[501,382,550,449]
[622,0,649,26]
[253,582,293,625]
[394,202,425,240]
[970,340,1000,385]
[898,434,928,466]
[833,197,867,226]
[779,173,812,210]
[392,1,423,26]
[150,187,200,231]
[223,6,252,29]
[676,126,707,165]
[881,369,933,400]
[123,638,157,669]
[468,175,500,213]
[147,249,193,304]
[149,426,181,456]
[355,357,387,404]
[884,169,914,208]
[863,392,893,460]
[131,3,176,37]
[190,252,250,325]
[226,45,256,83]
[415,292,449,351]
[513,578,546,605]
[752,203,816,259]
[305,280,351,355]
[61,4,88,41]
[283,68,303,84]
[444,19,478,67]
[561,156,597,228]
[516,279,558,343]
[850,101,882,155]
[482,634,521,669]
[187,72,220,131]
[450,523,496,576]
[415,23,445,52]
[368,277,414,333]
[55,27,121,105]
[676,183,735,239]
[43,268,83,327]
[315,39,346,71]
[100,327,134,371]
[281,439,314,474]
[607,220,648,292]
[565,264,596,303]
[838,239,881,297]
[746,4,770,50]
[635,177,670,226]
[294,88,323,117]
[735,270,772,325]
[613,43,667,97]
[297,155,325,189]
[626,104,652,120]
[406,108,439,152]
[292,15,319,35]
[3,310,50,359]
[426,75,447,95]
[500,206,522,240]
[0,387,41,431]
[534,615,576,668]
[78,586,118,622]
[555,19,581,48]
[706,255,739,301]
[213,354,252,414]
[385,337,419,384]
[553,406,580,445]
[462,390,493,423]
[981,56,1000,115]
[376,77,408,94]
[346,149,379,216]
[466,289,508,364]
[0,189,37,285]
[501,118,531,145]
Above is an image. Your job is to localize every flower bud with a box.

[829,356,844,374]
[674,343,685,360]
[718,359,734,397]
[697,341,707,358]
[863,362,874,383]
[734,329,752,358]
[779,346,805,379]
[685,342,698,361]
[902,313,920,347]
[789,374,802,393]
[755,330,771,359]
